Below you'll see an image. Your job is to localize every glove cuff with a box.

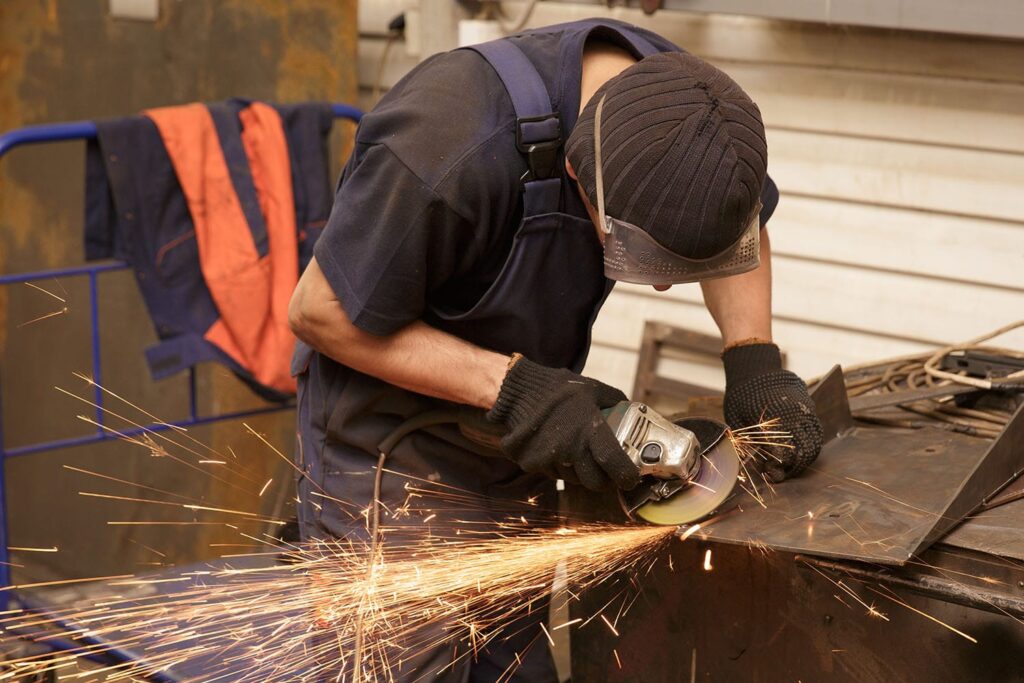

[487,357,552,426]
[722,342,783,387]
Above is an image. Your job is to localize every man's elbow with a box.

[288,288,318,343]
[288,285,363,354]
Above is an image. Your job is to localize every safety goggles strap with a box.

[594,95,610,234]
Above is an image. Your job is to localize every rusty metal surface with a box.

[569,540,1024,683]
[694,370,1024,565]
[567,364,1024,681]
[572,343,1024,680]
[812,365,854,442]
[1,0,356,580]
[700,424,991,564]
[848,383,979,412]
[919,401,1024,551]
[942,497,1024,561]
[980,472,1024,510]
[797,554,1024,620]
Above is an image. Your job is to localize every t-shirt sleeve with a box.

[313,143,474,336]
[759,173,779,227]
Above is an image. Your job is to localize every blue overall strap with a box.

[466,40,562,216]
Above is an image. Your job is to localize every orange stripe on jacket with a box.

[238,102,299,394]
[146,103,297,394]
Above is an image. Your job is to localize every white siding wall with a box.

[357,2,1024,392]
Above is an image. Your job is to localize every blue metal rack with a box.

[0,102,362,678]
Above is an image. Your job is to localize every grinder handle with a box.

[459,402,628,452]
[457,406,507,451]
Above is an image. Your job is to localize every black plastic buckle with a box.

[515,113,562,183]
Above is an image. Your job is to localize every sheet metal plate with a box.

[942,495,1024,562]
[697,365,1024,565]
[700,424,992,564]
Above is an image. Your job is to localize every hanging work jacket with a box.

[85,100,336,400]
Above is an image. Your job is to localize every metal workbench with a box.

[568,364,1024,682]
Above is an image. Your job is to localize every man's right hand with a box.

[486,356,640,492]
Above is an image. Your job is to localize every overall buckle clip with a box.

[516,112,563,183]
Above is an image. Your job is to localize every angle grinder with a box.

[603,402,740,525]
[457,401,741,526]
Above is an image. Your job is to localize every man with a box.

[288,18,823,682]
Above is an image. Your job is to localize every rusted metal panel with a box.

[848,383,979,412]
[798,553,1024,621]
[569,356,1024,680]
[569,541,1024,682]
[942,497,1024,562]
[697,368,1024,565]
[700,423,994,564]
[920,401,1024,550]
[1,0,356,579]
[811,364,854,442]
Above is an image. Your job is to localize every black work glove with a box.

[486,357,640,492]
[723,343,823,483]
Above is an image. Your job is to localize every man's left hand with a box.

[722,343,823,482]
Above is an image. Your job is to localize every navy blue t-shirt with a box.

[314,21,779,337]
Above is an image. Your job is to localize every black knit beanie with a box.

[566,51,767,259]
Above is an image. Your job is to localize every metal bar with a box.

[331,102,364,122]
[849,384,980,412]
[188,368,198,422]
[12,595,181,682]
[796,554,1024,621]
[3,404,293,459]
[0,261,127,285]
[980,485,1024,511]
[90,270,105,433]
[0,120,98,158]
[0,372,9,610]
[18,634,180,678]
[809,365,854,443]
[0,105,360,160]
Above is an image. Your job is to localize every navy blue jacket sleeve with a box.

[313,143,476,337]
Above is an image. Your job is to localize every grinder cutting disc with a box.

[633,417,741,525]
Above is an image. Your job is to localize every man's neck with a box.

[579,42,638,115]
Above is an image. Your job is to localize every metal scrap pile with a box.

[838,321,1024,438]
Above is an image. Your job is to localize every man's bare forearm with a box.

[289,258,509,409]
[699,228,773,348]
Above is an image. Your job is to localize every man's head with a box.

[565,51,767,286]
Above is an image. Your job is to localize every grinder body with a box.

[604,402,741,525]
[602,402,702,480]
